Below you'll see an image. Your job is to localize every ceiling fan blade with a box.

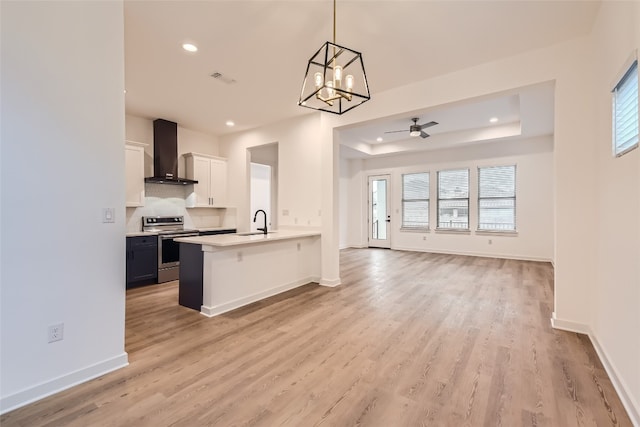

[384,130,408,134]
[420,131,430,139]
[420,121,438,130]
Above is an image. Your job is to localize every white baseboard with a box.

[344,244,367,249]
[390,245,552,263]
[550,312,591,334]
[200,277,317,317]
[319,277,341,287]
[550,314,639,426]
[589,332,640,426]
[0,352,129,414]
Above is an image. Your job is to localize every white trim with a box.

[475,230,518,237]
[550,314,640,426]
[589,333,640,426]
[610,48,638,90]
[0,353,129,414]
[345,244,367,249]
[183,152,227,161]
[391,245,552,263]
[399,227,431,233]
[549,312,590,334]
[200,277,318,317]
[319,277,341,287]
[124,140,148,148]
[435,228,472,235]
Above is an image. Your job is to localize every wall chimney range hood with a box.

[144,119,198,185]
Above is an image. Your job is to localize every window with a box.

[402,172,429,229]
[437,169,469,229]
[613,59,638,156]
[478,165,516,231]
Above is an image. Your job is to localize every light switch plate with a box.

[102,208,115,223]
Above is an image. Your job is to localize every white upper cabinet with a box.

[184,153,228,208]
[125,141,147,207]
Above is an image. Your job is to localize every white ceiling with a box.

[124,1,600,154]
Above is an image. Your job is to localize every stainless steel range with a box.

[142,216,199,283]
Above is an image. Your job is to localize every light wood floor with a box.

[2,249,632,426]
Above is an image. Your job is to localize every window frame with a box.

[477,165,517,233]
[612,55,638,157]
[436,168,470,231]
[401,171,430,231]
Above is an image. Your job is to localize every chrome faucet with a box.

[253,209,268,235]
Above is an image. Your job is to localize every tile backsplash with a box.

[125,183,236,232]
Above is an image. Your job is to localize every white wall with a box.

[339,156,351,249]
[124,115,231,232]
[1,1,128,412]
[125,114,219,178]
[590,1,640,421]
[342,137,554,261]
[319,33,595,330]
[219,114,323,233]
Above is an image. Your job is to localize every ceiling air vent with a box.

[210,71,237,85]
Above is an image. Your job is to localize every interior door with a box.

[368,175,391,248]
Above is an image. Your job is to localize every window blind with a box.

[402,173,429,229]
[613,60,638,156]
[478,165,516,231]
[437,169,469,229]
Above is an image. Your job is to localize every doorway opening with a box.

[248,143,278,232]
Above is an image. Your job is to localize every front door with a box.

[368,175,391,248]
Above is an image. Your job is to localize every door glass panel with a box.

[371,179,388,240]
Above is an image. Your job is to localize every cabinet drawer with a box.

[128,236,158,248]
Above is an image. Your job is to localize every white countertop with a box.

[126,227,235,237]
[175,229,321,247]
[126,231,158,237]
[198,227,237,232]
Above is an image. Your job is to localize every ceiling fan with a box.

[385,117,438,139]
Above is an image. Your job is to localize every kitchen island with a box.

[175,230,321,317]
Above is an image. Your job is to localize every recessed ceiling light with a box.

[225,120,235,127]
[489,117,499,123]
[376,137,383,142]
[182,43,198,52]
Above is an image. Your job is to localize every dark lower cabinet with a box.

[126,236,158,288]
[178,228,236,311]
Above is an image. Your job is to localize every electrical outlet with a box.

[297,243,301,251]
[488,239,493,245]
[423,236,427,241]
[237,252,243,262]
[282,209,289,216]
[48,323,64,343]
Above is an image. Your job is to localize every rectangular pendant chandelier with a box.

[298,42,370,115]
[298,0,370,115]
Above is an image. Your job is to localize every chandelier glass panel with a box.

[298,1,370,114]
